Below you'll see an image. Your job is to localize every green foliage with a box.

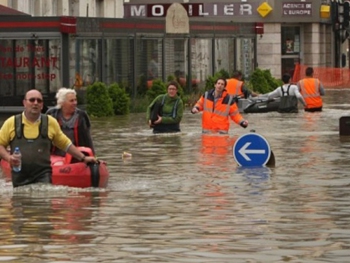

[136,74,148,96]
[174,81,184,99]
[86,82,114,117]
[262,69,283,90]
[217,69,230,79]
[130,96,149,113]
[84,68,282,116]
[249,68,268,93]
[167,74,176,82]
[203,68,281,95]
[204,69,230,91]
[108,83,130,115]
[247,68,281,94]
[204,75,216,92]
[118,80,133,97]
[146,79,166,103]
[183,93,201,108]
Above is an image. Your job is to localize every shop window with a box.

[164,38,195,90]
[190,38,212,82]
[104,38,133,89]
[173,39,186,78]
[71,39,99,89]
[214,38,235,76]
[236,38,255,79]
[136,38,162,83]
[0,38,61,100]
[281,27,300,55]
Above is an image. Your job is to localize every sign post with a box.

[233,132,271,167]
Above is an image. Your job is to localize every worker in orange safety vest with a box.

[191,77,248,134]
[226,70,259,98]
[297,67,325,112]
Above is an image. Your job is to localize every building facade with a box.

[0,0,342,109]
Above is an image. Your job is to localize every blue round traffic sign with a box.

[233,133,271,167]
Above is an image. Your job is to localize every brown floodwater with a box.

[0,89,350,262]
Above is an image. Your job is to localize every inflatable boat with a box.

[0,147,109,188]
[238,95,280,114]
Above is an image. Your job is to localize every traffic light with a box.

[343,1,350,28]
[331,1,338,22]
[331,0,339,31]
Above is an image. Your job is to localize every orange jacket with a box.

[298,78,323,109]
[194,89,244,133]
[226,78,244,97]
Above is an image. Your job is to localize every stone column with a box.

[256,23,281,79]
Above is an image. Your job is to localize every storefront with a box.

[0,8,258,110]
[0,1,337,110]
[124,1,334,78]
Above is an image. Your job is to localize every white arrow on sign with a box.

[238,142,266,161]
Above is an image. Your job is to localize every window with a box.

[236,38,255,79]
[281,27,300,55]
[214,38,235,76]
[0,38,61,98]
[71,39,99,88]
[281,26,301,77]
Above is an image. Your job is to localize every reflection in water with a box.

[50,191,105,244]
[0,185,107,262]
[200,134,236,156]
[299,112,324,168]
[0,90,350,262]
[236,166,271,184]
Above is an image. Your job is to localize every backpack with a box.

[278,84,298,113]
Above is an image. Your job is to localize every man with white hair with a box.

[46,88,94,156]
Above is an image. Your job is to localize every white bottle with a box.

[12,147,22,172]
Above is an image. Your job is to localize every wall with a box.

[303,23,332,68]
[257,23,281,78]
[6,0,124,18]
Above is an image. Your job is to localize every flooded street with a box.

[1,89,350,262]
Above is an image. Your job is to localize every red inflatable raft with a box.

[0,147,109,188]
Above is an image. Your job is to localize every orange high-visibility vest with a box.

[298,78,323,109]
[194,89,244,133]
[226,78,244,97]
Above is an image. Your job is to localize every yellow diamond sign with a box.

[257,2,273,18]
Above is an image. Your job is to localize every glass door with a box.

[281,26,301,78]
